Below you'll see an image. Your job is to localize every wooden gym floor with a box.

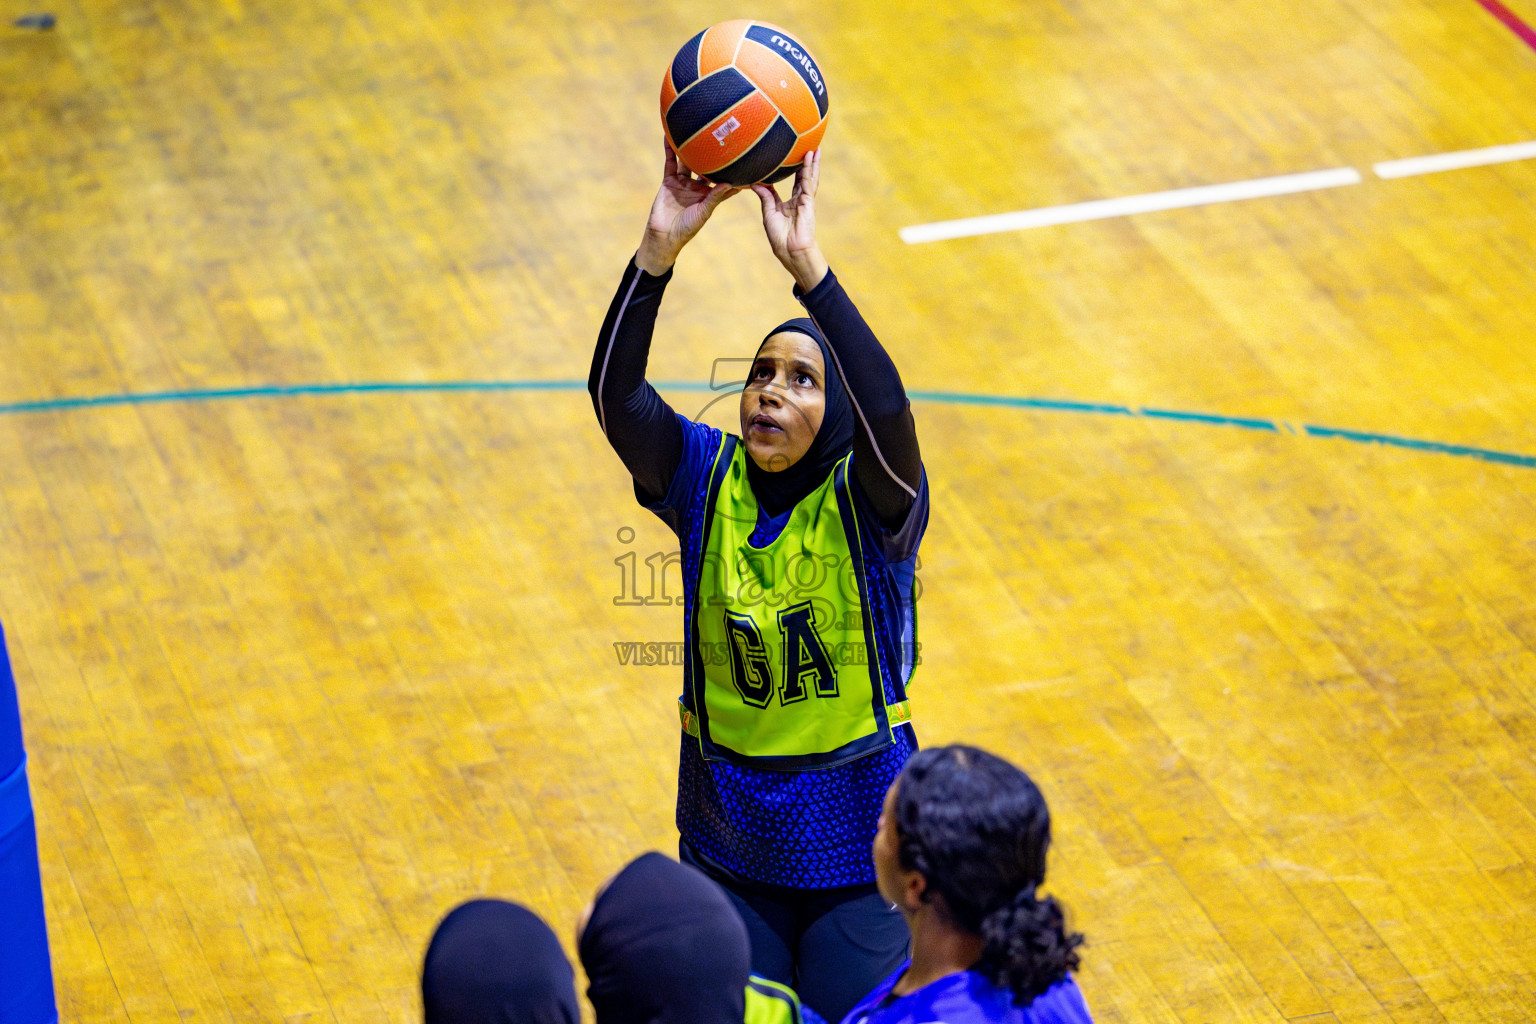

[3,0,1535,1021]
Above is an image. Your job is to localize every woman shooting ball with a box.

[589,146,927,1022]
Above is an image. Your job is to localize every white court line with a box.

[899,167,1363,243]
[1373,140,1536,179]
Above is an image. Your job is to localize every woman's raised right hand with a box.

[635,142,741,275]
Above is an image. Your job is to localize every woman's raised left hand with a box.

[752,150,829,292]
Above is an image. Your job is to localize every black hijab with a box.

[422,899,580,1024]
[744,317,856,516]
[577,852,749,1024]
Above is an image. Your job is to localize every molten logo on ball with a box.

[768,35,825,97]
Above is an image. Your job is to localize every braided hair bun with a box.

[894,746,1083,1006]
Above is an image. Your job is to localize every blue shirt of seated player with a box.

[840,746,1093,1024]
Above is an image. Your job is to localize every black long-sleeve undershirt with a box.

[589,260,683,503]
[589,258,922,525]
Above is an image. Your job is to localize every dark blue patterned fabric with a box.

[677,724,917,887]
[648,417,927,888]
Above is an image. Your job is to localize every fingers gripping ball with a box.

[661,20,829,186]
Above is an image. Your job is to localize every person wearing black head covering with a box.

[422,899,580,1024]
[588,147,926,1021]
[578,852,817,1024]
[738,315,855,518]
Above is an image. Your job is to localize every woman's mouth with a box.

[750,415,783,433]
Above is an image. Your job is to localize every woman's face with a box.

[872,778,904,908]
[740,331,826,473]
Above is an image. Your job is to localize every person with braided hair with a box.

[847,745,1092,1024]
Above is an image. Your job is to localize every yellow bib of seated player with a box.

[744,976,809,1024]
[689,437,906,770]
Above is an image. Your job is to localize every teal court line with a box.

[0,380,1531,470]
